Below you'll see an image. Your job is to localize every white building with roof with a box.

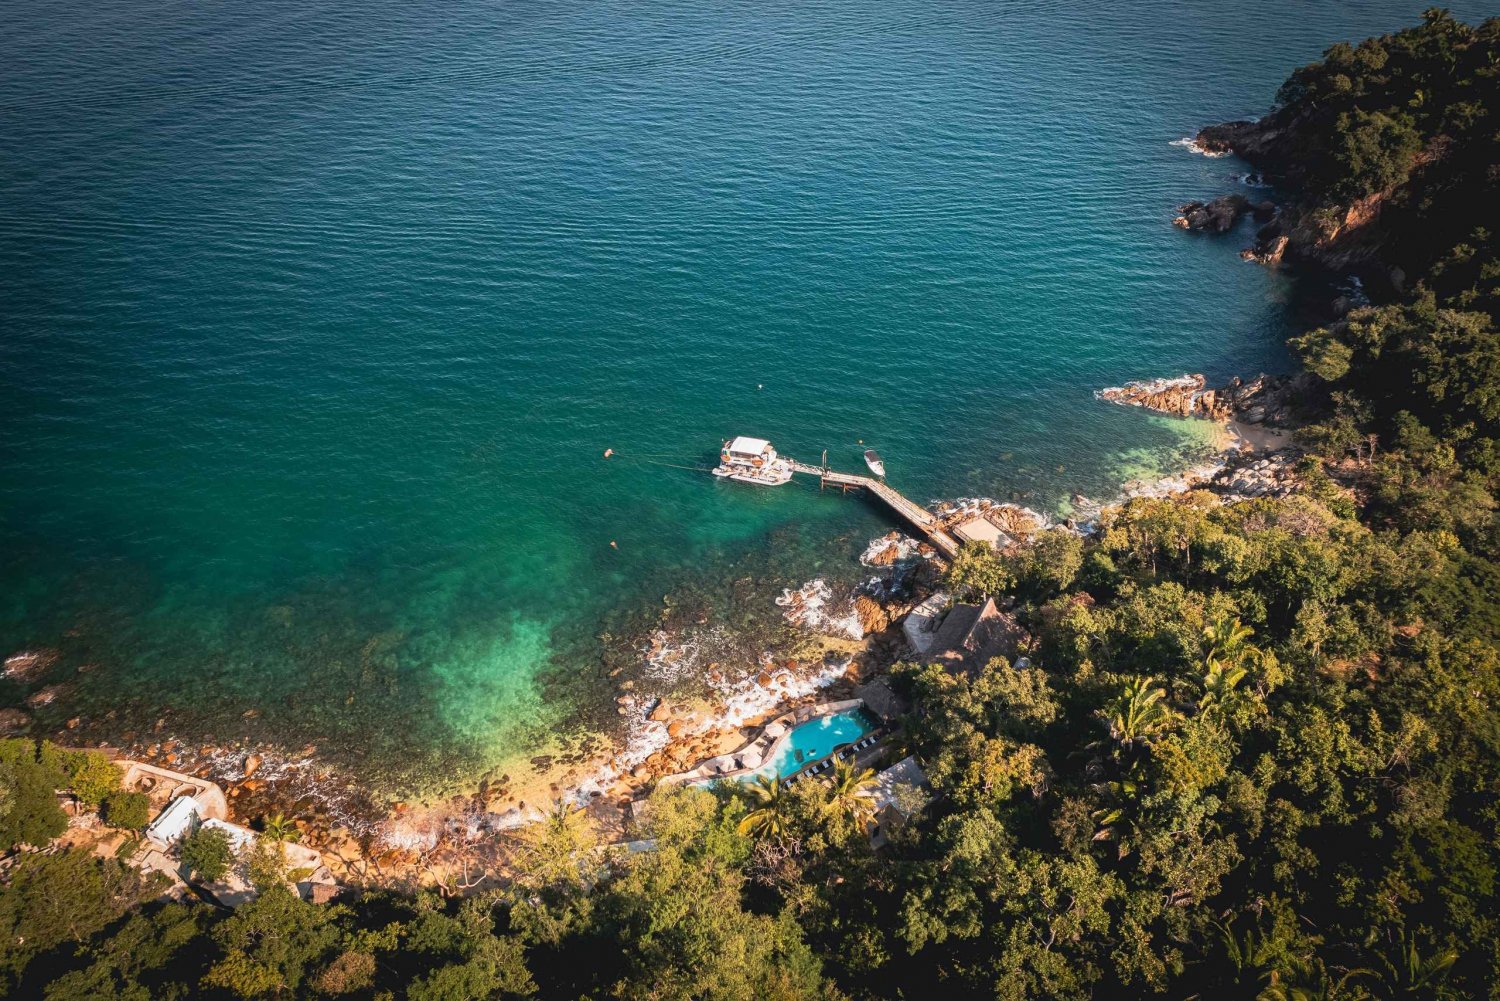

[135,791,337,908]
[144,794,201,848]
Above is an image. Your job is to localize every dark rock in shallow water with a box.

[3,649,59,682]
[1242,228,1291,266]
[1174,194,1252,233]
[26,683,69,709]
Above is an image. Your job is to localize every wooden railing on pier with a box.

[788,460,959,559]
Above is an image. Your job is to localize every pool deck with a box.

[657,698,868,788]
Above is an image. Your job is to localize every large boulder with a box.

[1242,230,1291,266]
[3,650,59,683]
[854,595,890,634]
[1174,194,1252,233]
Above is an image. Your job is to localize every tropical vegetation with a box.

[2,11,1499,999]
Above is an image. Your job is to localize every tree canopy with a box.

[3,10,1500,1000]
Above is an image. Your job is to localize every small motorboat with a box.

[863,449,886,478]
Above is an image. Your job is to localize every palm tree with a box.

[542,798,582,835]
[1099,676,1171,749]
[1370,932,1458,998]
[1090,765,1145,850]
[260,813,301,844]
[1204,614,1255,669]
[1259,955,1373,1001]
[1210,916,1279,994]
[1200,659,1249,711]
[825,759,879,832]
[736,774,791,840]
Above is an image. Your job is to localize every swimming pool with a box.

[750,707,878,781]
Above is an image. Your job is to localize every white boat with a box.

[713,436,793,486]
[864,449,885,478]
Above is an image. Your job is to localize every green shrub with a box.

[101,790,153,830]
[65,750,122,807]
[179,826,234,883]
[0,739,69,849]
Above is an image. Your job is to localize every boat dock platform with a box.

[788,460,960,559]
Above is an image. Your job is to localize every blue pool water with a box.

[755,708,878,781]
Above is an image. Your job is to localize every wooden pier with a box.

[788,460,960,559]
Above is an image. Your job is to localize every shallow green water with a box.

[2,0,1476,795]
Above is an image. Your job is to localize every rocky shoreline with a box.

[1095,371,1309,427]
[1096,371,1309,501]
[5,366,1313,887]
[1180,114,1422,280]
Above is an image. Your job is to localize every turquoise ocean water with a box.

[3,0,1483,797]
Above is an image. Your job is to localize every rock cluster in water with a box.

[1173,194,1273,233]
[1188,118,1405,274]
[1095,372,1306,427]
[3,648,58,683]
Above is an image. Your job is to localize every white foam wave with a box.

[1170,136,1229,158]
[776,579,864,639]
[860,533,921,566]
[198,744,381,836]
[1337,274,1370,307]
[641,625,733,685]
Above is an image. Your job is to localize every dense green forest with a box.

[4,11,1499,1000]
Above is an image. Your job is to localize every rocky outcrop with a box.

[1097,374,1222,419]
[1241,233,1290,266]
[1240,191,1391,270]
[861,532,910,566]
[4,649,59,682]
[25,683,69,708]
[1097,373,1309,428]
[1174,194,1257,233]
[1186,116,1436,273]
[1220,373,1311,426]
[1194,119,1292,165]
[853,595,890,635]
[1210,450,1300,501]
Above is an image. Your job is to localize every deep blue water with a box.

[3,0,1486,795]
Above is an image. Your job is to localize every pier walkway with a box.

[788,460,960,559]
